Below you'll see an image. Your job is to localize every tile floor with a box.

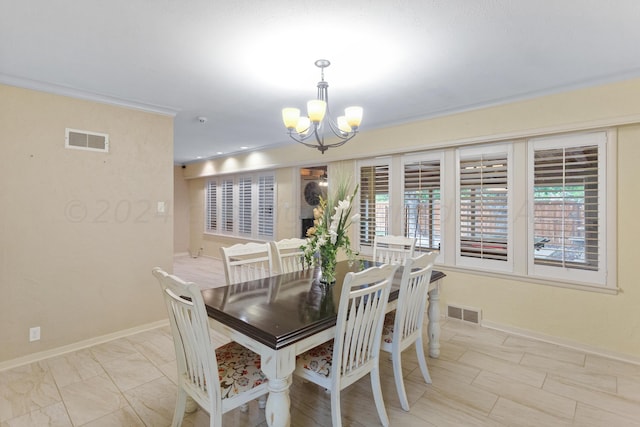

[1,255,639,426]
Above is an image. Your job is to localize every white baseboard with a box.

[481,319,640,366]
[0,320,169,372]
[175,252,220,261]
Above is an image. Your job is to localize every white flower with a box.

[337,199,350,211]
[301,183,359,271]
[331,212,341,225]
[329,229,338,245]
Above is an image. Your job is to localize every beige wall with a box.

[0,84,174,364]
[173,166,190,254]
[180,77,640,360]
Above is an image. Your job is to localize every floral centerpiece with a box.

[302,180,360,284]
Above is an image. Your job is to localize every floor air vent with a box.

[65,128,109,152]
[447,304,481,324]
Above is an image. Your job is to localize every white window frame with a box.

[238,175,253,236]
[257,174,275,239]
[357,158,392,256]
[204,171,276,240]
[220,178,234,234]
[456,143,514,272]
[351,129,616,291]
[205,180,217,233]
[401,151,445,263]
[527,131,612,287]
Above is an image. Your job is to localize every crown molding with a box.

[0,74,178,117]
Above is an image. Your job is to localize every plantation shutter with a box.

[359,163,390,249]
[458,149,509,262]
[205,180,217,232]
[532,144,600,271]
[238,176,252,235]
[258,174,275,238]
[403,158,441,252]
[221,178,234,233]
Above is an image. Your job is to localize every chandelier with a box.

[282,59,363,154]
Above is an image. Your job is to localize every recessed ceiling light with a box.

[217,151,223,155]
[240,146,249,150]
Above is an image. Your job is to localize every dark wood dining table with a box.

[201,260,445,427]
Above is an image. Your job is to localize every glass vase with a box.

[319,249,337,285]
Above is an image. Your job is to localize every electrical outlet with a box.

[29,326,40,342]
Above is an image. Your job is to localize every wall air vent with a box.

[447,304,482,325]
[447,305,463,320]
[65,128,109,153]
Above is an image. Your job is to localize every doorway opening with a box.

[300,166,327,238]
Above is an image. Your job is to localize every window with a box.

[205,172,276,239]
[357,129,614,289]
[457,144,512,271]
[221,178,234,233]
[258,175,275,238]
[205,180,217,232]
[238,176,252,235]
[358,162,390,250]
[528,132,607,285]
[402,154,442,253]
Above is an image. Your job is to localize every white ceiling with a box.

[2,1,640,165]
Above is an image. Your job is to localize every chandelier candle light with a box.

[282,59,363,154]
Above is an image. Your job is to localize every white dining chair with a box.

[380,251,437,411]
[269,237,307,274]
[220,242,273,285]
[372,235,416,265]
[151,268,268,427]
[294,263,400,427]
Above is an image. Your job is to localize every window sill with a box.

[436,264,619,295]
[203,232,270,243]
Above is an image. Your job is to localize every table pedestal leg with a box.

[185,396,198,413]
[262,346,295,427]
[427,283,441,358]
[265,376,292,427]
